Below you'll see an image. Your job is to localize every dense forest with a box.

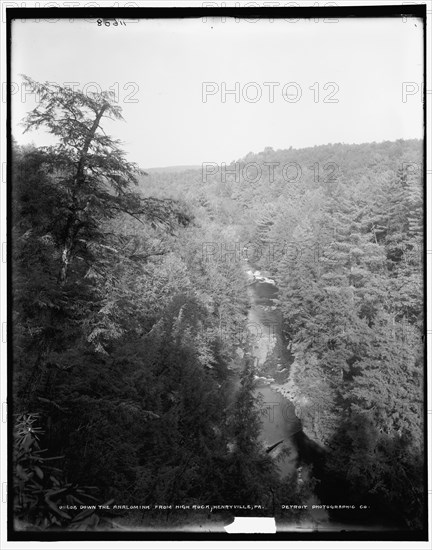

[11,79,424,532]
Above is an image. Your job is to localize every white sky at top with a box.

[11,16,423,168]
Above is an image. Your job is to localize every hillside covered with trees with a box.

[11,79,424,533]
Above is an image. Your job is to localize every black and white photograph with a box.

[3,1,429,546]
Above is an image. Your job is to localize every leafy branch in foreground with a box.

[14,413,114,531]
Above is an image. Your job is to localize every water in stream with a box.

[244,263,331,528]
[245,270,301,477]
[243,268,301,470]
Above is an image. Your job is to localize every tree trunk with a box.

[58,103,109,284]
[59,229,75,285]
[75,103,109,187]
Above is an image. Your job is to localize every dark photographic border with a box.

[6,3,428,543]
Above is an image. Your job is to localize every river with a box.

[244,267,301,477]
[243,262,332,528]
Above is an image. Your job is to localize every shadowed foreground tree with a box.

[20,76,191,285]
[14,78,194,387]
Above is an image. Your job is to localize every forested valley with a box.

[12,79,425,532]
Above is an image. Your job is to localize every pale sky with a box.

[11,16,423,168]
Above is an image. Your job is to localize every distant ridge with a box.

[145,165,201,174]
